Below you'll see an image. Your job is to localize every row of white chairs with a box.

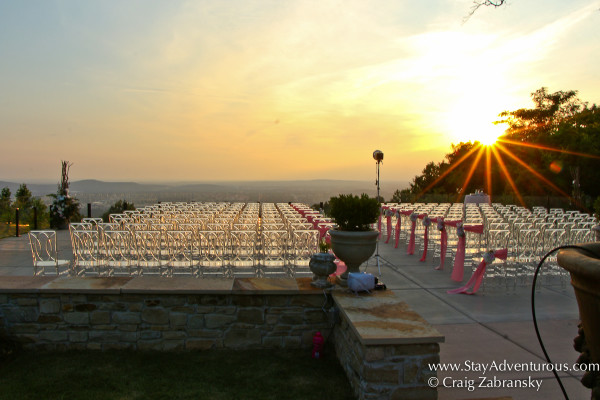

[381,202,598,290]
[30,202,325,278]
[68,227,319,278]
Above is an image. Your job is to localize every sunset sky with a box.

[1,0,598,185]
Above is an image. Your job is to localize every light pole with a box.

[367,150,393,278]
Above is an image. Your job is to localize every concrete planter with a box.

[329,229,378,287]
[309,253,337,288]
[557,242,600,396]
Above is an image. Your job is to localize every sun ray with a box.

[454,145,485,203]
[415,144,481,200]
[497,138,600,159]
[485,146,492,202]
[490,146,526,207]
[495,142,576,204]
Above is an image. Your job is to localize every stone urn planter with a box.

[329,229,379,287]
[326,193,380,287]
[309,252,337,288]
[557,242,600,397]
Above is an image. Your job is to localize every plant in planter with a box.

[309,239,336,288]
[327,194,380,286]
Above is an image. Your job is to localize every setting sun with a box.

[445,111,507,147]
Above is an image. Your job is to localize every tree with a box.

[499,88,600,206]
[0,187,12,222]
[401,87,599,209]
[31,197,49,228]
[465,0,507,22]
[15,184,33,210]
[102,200,136,222]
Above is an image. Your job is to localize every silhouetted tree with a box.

[102,200,136,222]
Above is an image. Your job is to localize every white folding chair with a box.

[164,230,196,277]
[70,229,102,276]
[289,229,319,277]
[259,230,289,277]
[230,229,259,277]
[28,230,71,276]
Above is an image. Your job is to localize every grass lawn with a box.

[0,223,30,240]
[0,347,355,400]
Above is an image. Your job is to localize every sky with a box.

[1,0,599,184]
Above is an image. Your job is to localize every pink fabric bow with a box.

[378,207,388,239]
[395,210,412,249]
[419,215,431,262]
[448,248,508,295]
[407,213,426,255]
[450,223,484,282]
[435,219,461,270]
[385,212,392,244]
[316,225,330,240]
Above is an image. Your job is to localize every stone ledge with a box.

[332,290,444,346]
[0,276,324,295]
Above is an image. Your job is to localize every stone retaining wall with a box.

[0,292,332,351]
[333,315,439,400]
[0,276,443,399]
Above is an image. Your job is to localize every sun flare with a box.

[445,109,507,147]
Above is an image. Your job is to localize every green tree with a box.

[404,87,599,209]
[31,197,49,229]
[14,184,34,226]
[102,200,136,222]
[0,187,12,221]
[15,184,33,210]
[499,88,600,206]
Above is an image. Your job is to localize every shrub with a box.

[328,193,379,231]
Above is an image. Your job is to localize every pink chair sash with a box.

[378,207,387,239]
[316,225,330,240]
[395,210,412,249]
[450,224,485,282]
[385,214,392,244]
[407,219,417,255]
[436,219,460,270]
[407,213,426,255]
[419,225,429,262]
[394,215,400,248]
[448,248,508,295]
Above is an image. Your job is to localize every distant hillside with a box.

[0,179,410,206]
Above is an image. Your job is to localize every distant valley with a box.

[0,179,409,216]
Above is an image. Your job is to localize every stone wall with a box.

[0,277,443,399]
[0,292,333,351]
[333,315,439,400]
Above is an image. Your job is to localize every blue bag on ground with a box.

[348,272,376,293]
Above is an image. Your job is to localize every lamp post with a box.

[373,150,383,203]
[367,150,393,278]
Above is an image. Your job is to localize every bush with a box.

[102,200,136,222]
[328,193,379,231]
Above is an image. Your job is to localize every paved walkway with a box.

[0,231,590,399]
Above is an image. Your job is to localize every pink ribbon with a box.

[385,213,392,244]
[394,212,401,248]
[316,225,330,240]
[407,213,426,255]
[419,224,429,261]
[395,210,412,249]
[435,219,460,270]
[378,207,388,240]
[448,248,508,295]
[450,224,485,282]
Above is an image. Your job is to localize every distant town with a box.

[0,179,408,217]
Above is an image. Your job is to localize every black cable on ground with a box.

[531,245,600,400]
